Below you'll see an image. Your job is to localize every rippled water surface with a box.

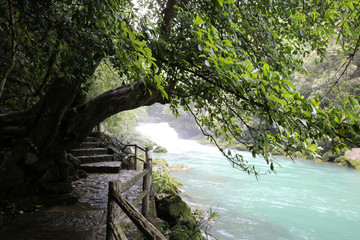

[137,123,360,240]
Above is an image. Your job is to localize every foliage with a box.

[293,43,360,104]
[156,195,204,240]
[1,0,360,180]
[153,146,168,153]
[158,0,360,175]
[152,158,183,195]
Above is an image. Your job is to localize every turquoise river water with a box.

[137,123,360,240]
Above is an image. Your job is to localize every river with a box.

[136,122,360,240]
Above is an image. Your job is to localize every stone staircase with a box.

[70,135,122,174]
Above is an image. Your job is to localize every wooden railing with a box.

[125,144,148,170]
[106,145,166,240]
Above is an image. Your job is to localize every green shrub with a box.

[152,161,183,195]
[153,146,168,153]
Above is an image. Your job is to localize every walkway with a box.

[0,170,142,240]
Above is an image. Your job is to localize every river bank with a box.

[192,134,360,171]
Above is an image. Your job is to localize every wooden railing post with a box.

[142,148,152,218]
[106,182,114,240]
[106,145,166,239]
[134,145,138,170]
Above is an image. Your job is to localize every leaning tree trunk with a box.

[0,74,171,201]
[0,71,81,198]
[0,0,179,202]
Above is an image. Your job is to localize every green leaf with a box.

[262,63,270,77]
[269,94,287,105]
[195,16,205,25]
[306,145,317,153]
[218,0,224,7]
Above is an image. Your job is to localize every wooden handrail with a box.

[125,144,147,152]
[125,144,149,170]
[110,184,166,240]
[106,148,166,240]
[118,168,150,193]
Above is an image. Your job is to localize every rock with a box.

[40,181,73,195]
[156,195,192,226]
[156,195,204,240]
[45,193,78,206]
[0,213,3,227]
[153,158,169,166]
[170,165,191,171]
[121,155,133,169]
[335,156,353,167]
[344,148,360,161]
[18,201,36,212]
[67,154,81,168]
[334,156,360,169]
[76,169,88,178]
[322,151,343,162]
[25,152,39,165]
[153,162,183,195]
[153,146,168,153]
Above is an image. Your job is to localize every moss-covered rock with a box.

[156,195,204,240]
[322,151,344,162]
[153,158,169,167]
[153,146,168,153]
[152,159,183,195]
[151,158,204,239]
[334,156,360,169]
[157,195,192,223]
[170,165,191,171]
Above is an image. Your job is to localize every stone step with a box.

[80,141,101,148]
[80,161,121,173]
[77,154,114,163]
[89,131,101,137]
[70,148,109,157]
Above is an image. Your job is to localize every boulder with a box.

[334,156,360,169]
[153,146,168,153]
[156,195,204,240]
[156,195,192,226]
[344,148,360,161]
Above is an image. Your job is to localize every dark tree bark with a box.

[0,74,175,201]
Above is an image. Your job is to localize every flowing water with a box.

[137,123,360,240]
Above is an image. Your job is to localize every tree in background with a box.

[0,0,359,199]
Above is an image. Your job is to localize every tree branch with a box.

[59,79,171,148]
[32,41,60,97]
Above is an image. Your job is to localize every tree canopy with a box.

[0,0,360,196]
